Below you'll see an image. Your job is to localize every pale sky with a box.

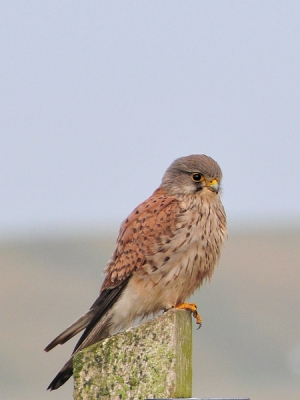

[1,1,300,236]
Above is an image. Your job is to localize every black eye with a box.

[191,173,203,182]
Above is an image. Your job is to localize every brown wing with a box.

[101,188,179,290]
[45,188,178,353]
[45,188,181,391]
[72,189,180,352]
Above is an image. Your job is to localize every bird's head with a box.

[161,154,223,196]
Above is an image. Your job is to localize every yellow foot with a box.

[176,302,202,328]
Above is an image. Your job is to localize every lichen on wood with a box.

[73,308,192,400]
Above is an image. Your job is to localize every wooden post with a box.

[73,309,192,400]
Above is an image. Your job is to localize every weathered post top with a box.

[73,308,192,400]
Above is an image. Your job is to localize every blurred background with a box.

[1,1,300,399]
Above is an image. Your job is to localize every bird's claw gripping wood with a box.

[176,302,202,328]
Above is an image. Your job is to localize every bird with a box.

[45,154,227,391]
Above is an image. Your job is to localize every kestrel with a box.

[45,154,227,390]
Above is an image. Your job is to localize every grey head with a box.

[161,154,223,196]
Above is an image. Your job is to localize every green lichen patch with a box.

[73,309,192,400]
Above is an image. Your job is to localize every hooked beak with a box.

[206,178,219,193]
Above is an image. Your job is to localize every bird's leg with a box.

[176,303,202,328]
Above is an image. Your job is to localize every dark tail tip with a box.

[47,360,73,391]
[44,336,64,352]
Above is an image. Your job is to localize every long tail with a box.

[44,309,96,352]
[46,311,113,390]
[45,280,129,390]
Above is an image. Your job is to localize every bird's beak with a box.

[206,178,219,193]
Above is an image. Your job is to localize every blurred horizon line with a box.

[1,215,300,243]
